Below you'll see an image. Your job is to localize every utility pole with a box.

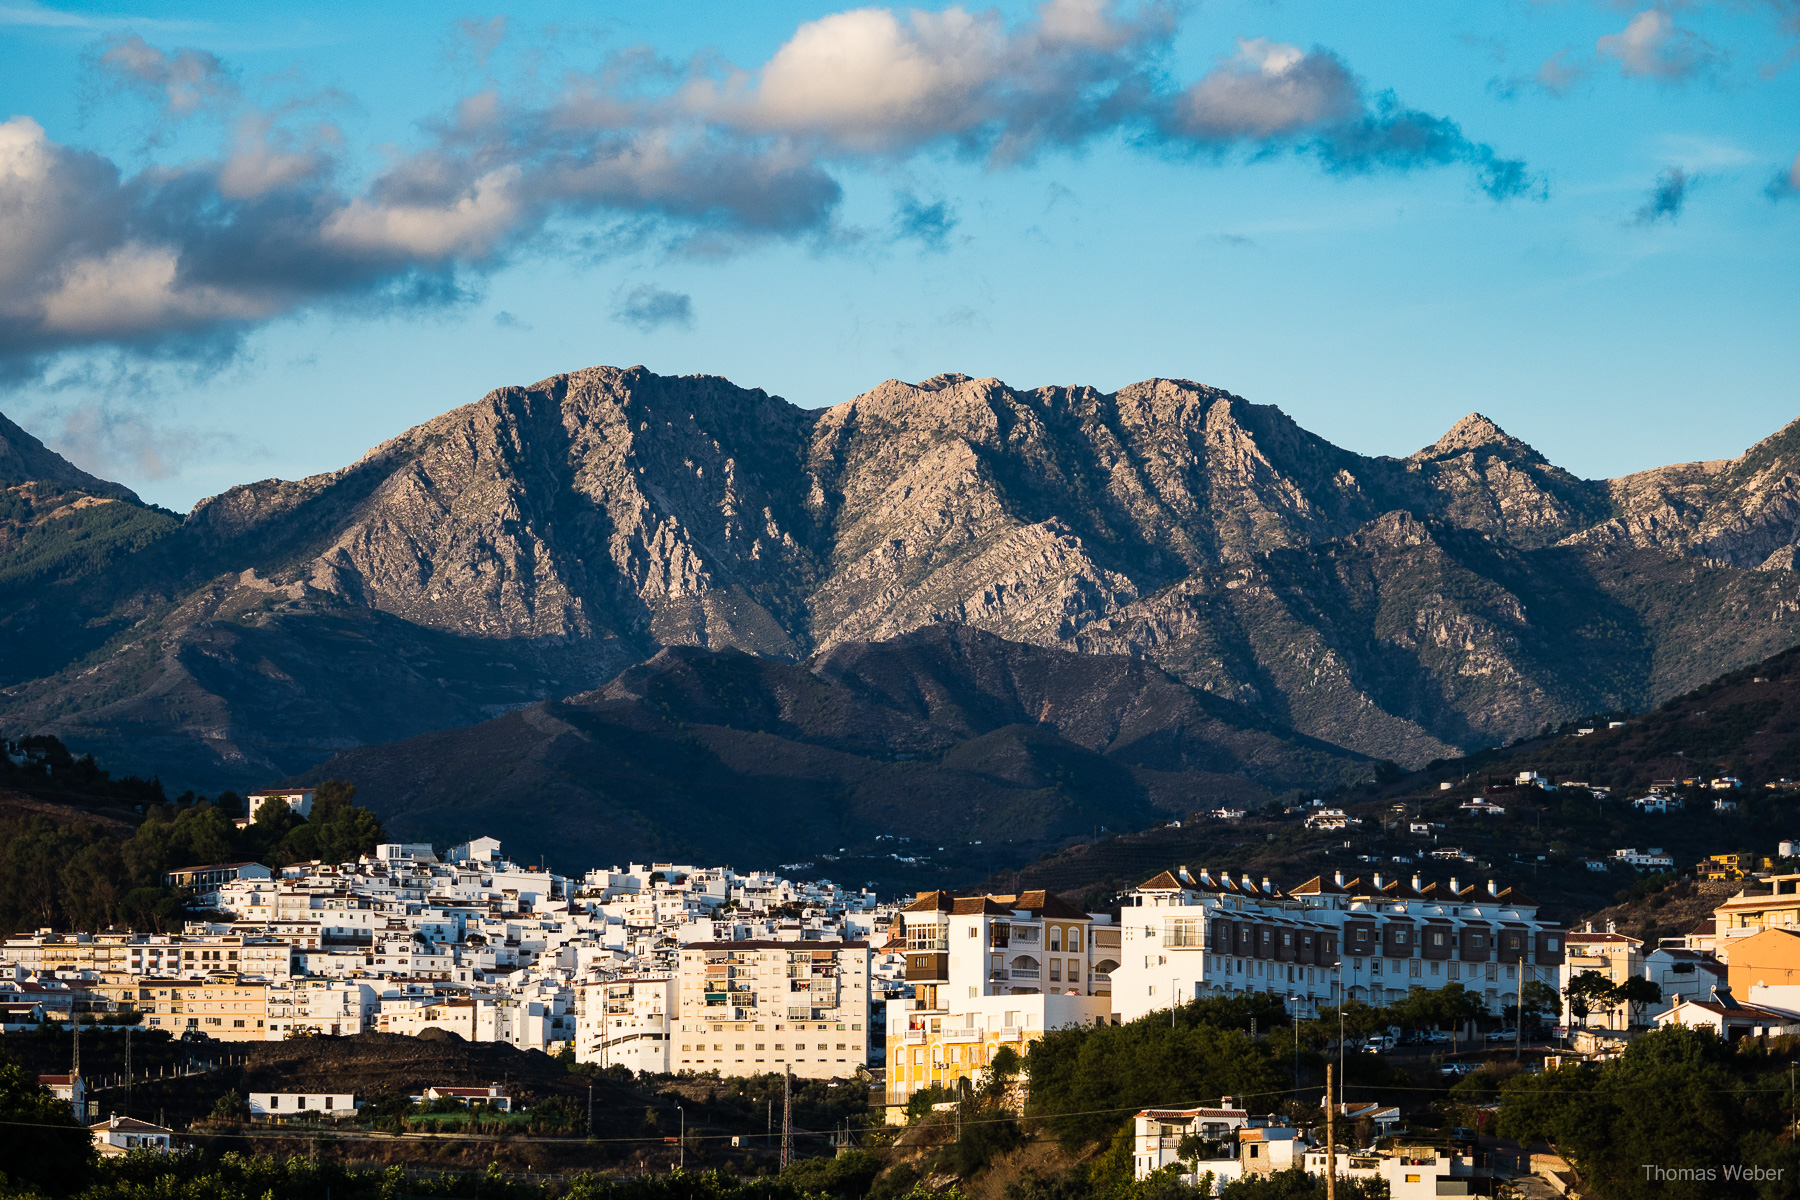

[1515,957,1525,1062]
[677,1105,685,1171]
[780,1068,793,1169]
[1325,1064,1336,1200]
[1337,1011,1345,1110]
[587,1084,592,1137]
[124,1026,132,1118]
[1290,996,1299,1103]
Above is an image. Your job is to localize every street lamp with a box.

[676,1105,685,1171]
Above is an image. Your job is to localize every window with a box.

[1069,929,1081,952]
[1049,928,1062,952]
[1432,932,1444,946]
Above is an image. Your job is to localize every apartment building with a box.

[674,941,871,1079]
[884,890,1113,1109]
[575,975,673,1074]
[265,978,377,1037]
[1722,926,1800,1001]
[1112,867,1564,1022]
[118,975,269,1039]
[1,933,295,986]
[1712,874,1800,951]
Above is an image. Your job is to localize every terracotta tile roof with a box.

[1138,871,1184,891]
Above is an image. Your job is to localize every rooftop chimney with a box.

[1374,872,1384,889]
[1606,919,1616,934]
[1450,876,1460,894]
[1411,873,1422,891]
[1487,879,1498,897]
[1333,869,1345,887]
[1220,1096,1235,1110]
[1262,876,1272,893]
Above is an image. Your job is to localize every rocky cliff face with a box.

[7,367,1800,789]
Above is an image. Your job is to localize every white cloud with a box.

[0,3,1536,374]
[322,165,525,259]
[97,33,235,117]
[37,243,275,337]
[1174,39,1359,139]
[1598,9,1725,81]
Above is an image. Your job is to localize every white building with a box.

[1132,1103,1251,1187]
[576,975,673,1074]
[90,1116,173,1155]
[249,1091,356,1117]
[246,789,314,822]
[675,941,871,1079]
[1112,867,1564,1021]
[882,890,1117,1108]
[1612,848,1674,870]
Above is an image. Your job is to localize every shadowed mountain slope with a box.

[292,625,1370,878]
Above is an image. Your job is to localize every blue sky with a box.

[0,0,1796,510]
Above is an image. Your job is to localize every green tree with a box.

[1499,1025,1800,1199]
[1609,977,1662,1026]
[1564,970,1614,1023]
[1025,1006,1285,1149]
[0,1049,95,1196]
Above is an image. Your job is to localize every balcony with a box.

[1010,969,1040,981]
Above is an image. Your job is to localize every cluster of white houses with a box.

[3,837,891,1081]
[33,831,1800,1120]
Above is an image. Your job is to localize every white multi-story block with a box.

[675,941,870,1078]
[1111,867,1565,1021]
[577,975,673,1073]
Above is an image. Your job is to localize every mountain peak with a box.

[914,372,975,391]
[1414,412,1533,461]
[0,411,140,501]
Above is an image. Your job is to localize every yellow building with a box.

[884,891,1113,1116]
[1699,854,1775,882]
[1559,931,1642,1031]
[103,975,269,1040]
[1713,875,1800,952]
[1723,927,1800,994]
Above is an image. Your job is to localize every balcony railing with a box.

[1011,969,1040,980]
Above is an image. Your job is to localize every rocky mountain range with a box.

[5,365,1800,805]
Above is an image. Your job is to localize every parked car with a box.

[1486,1027,1519,1043]
[1438,1061,1477,1076]
[1423,1030,1451,1044]
[1367,1034,1398,1052]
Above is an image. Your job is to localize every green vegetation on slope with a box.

[0,761,385,938]
[1500,1026,1800,1200]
